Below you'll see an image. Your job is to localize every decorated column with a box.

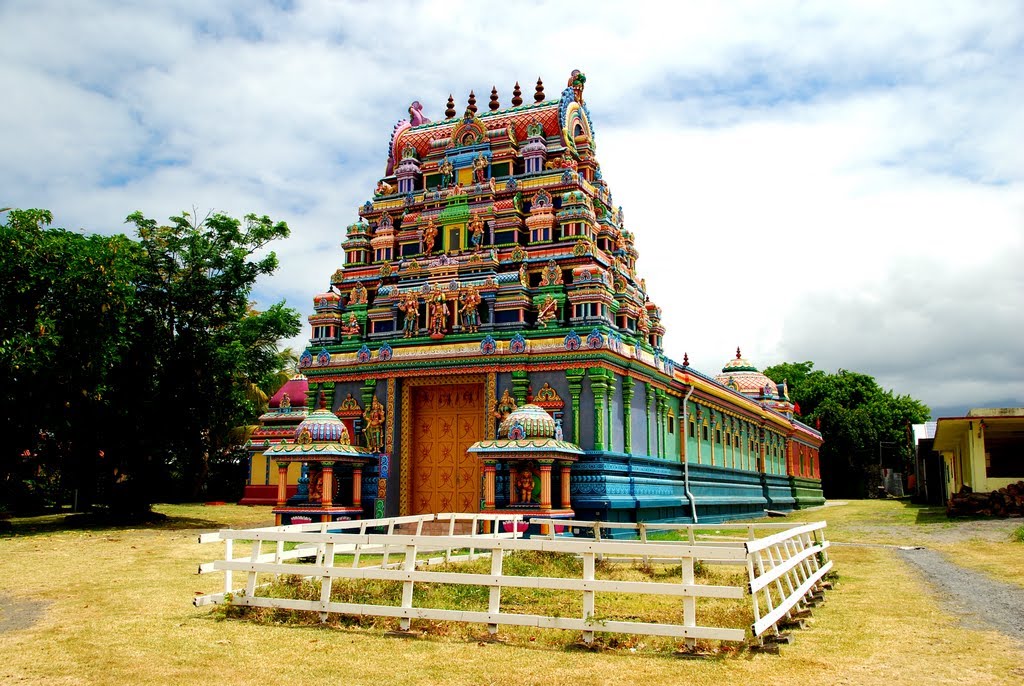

[559,461,572,508]
[321,463,334,507]
[538,461,553,510]
[483,461,497,509]
[276,462,289,506]
[352,467,362,507]
[621,376,635,454]
[566,368,585,445]
[588,368,608,451]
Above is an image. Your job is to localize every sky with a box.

[2,0,1021,418]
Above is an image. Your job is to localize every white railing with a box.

[195,514,831,645]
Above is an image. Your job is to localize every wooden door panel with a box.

[412,383,483,515]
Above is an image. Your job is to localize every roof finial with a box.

[683,352,689,367]
[736,346,742,359]
[445,94,456,119]
[534,77,545,103]
[318,390,327,411]
[467,90,477,114]
[489,86,499,111]
[511,81,523,106]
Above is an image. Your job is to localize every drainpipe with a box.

[682,383,698,523]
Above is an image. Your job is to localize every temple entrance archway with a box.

[402,378,490,515]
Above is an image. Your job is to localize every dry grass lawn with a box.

[0,502,1021,685]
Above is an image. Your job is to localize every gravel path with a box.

[898,547,1024,643]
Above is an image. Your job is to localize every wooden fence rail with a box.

[195,514,831,645]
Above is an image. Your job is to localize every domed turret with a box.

[295,392,350,444]
[499,404,557,440]
[714,347,779,399]
[268,373,308,412]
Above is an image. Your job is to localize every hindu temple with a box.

[243,70,824,525]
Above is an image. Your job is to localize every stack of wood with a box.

[947,481,1024,517]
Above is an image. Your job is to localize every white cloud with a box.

[1,0,1021,416]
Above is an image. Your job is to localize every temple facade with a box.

[243,71,824,524]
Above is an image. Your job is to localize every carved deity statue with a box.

[422,218,438,255]
[516,467,535,504]
[468,212,485,251]
[363,396,385,452]
[375,179,396,196]
[427,288,449,337]
[341,312,360,338]
[460,286,481,333]
[279,393,291,412]
[438,158,454,189]
[472,152,487,183]
[350,282,368,305]
[493,388,518,422]
[400,293,420,338]
[536,295,558,327]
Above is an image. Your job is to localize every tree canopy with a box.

[763,361,930,498]
[0,208,300,516]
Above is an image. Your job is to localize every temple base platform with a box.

[272,505,364,525]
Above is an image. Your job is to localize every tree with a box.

[764,362,929,498]
[124,210,301,503]
[0,209,144,512]
[0,208,300,516]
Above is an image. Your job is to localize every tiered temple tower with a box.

[244,70,824,523]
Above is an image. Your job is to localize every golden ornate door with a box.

[411,383,484,514]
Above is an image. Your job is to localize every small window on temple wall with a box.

[574,123,584,138]
[668,415,675,434]
[702,425,709,441]
[734,435,740,448]
[715,429,721,444]
[689,421,695,438]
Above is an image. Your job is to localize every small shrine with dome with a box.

[241,70,824,525]
[469,403,582,531]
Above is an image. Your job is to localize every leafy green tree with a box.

[0,209,144,511]
[764,362,929,498]
[0,208,300,516]
[124,210,301,503]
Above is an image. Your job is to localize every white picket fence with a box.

[194,513,832,645]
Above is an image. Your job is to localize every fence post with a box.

[682,555,696,648]
[582,551,596,644]
[224,537,233,596]
[382,520,395,569]
[246,540,261,597]
[399,542,418,631]
[353,521,367,568]
[487,547,504,635]
[639,523,649,566]
[320,541,335,622]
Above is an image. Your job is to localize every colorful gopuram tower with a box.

[245,70,824,524]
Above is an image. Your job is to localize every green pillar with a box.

[566,368,585,446]
[656,390,667,458]
[621,377,635,455]
[360,379,377,409]
[588,368,609,452]
[511,370,530,406]
[605,374,614,450]
[307,381,320,411]
[321,381,336,411]
[645,384,655,456]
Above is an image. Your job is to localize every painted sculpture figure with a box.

[400,293,419,337]
[363,396,385,452]
[427,288,449,339]
[460,286,481,333]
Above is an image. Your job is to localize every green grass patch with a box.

[1012,525,1024,543]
